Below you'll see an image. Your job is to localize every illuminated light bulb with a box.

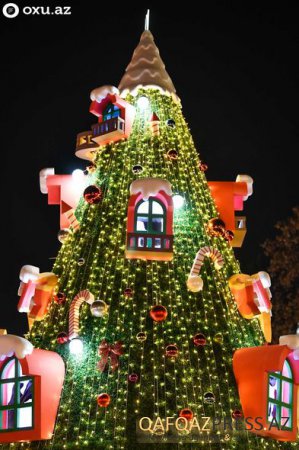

[69,338,83,355]
[137,96,149,109]
[72,169,85,181]
[173,194,185,209]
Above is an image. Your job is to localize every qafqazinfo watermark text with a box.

[136,415,291,443]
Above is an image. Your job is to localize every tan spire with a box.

[118,30,179,101]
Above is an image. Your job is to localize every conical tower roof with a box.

[118,30,179,101]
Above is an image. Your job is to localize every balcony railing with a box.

[76,131,98,151]
[92,117,125,139]
[127,233,174,252]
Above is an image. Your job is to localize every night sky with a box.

[1,2,298,335]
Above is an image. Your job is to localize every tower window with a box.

[0,358,34,432]
[103,103,121,121]
[267,359,293,430]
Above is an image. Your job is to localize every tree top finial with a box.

[145,9,150,31]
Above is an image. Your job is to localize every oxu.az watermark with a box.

[2,3,71,18]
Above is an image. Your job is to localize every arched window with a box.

[267,359,293,430]
[135,198,166,234]
[126,179,174,261]
[0,357,33,431]
[103,103,121,121]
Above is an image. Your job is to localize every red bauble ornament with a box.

[87,164,96,173]
[225,230,234,242]
[179,408,193,421]
[83,185,102,204]
[167,149,178,160]
[97,393,111,407]
[124,288,133,297]
[232,409,243,419]
[128,373,139,383]
[193,333,207,346]
[57,332,68,344]
[206,218,226,237]
[150,305,168,322]
[165,344,179,358]
[199,162,208,172]
[54,292,66,305]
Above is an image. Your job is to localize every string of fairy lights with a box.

[7,90,293,450]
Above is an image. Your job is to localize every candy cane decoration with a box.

[187,246,224,292]
[65,208,80,232]
[251,272,272,313]
[69,289,94,340]
[149,113,160,136]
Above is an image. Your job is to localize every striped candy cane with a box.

[65,208,80,232]
[69,289,94,340]
[149,113,160,136]
[187,246,224,292]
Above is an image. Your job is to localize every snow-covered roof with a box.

[118,30,179,101]
[90,85,119,103]
[130,178,173,200]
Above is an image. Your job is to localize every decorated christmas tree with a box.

[0,14,298,450]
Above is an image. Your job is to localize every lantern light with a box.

[173,194,185,209]
[72,169,85,181]
[69,338,83,355]
[137,96,149,109]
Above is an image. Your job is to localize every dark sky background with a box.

[1,2,298,335]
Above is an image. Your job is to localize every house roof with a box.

[233,345,293,380]
[233,345,298,441]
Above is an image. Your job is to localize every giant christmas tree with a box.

[0,17,298,450]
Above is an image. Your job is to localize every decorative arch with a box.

[267,359,294,431]
[125,184,174,261]
[233,344,299,442]
[0,357,34,432]
[0,349,65,443]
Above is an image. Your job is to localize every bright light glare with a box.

[137,96,149,109]
[173,194,185,209]
[72,169,85,181]
[69,338,83,355]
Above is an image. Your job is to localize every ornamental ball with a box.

[167,149,178,160]
[165,344,179,358]
[128,373,139,383]
[203,392,215,404]
[187,275,203,292]
[53,292,66,305]
[232,409,243,420]
[90,300,108,317]
[83,185,102,204]
[199,162,208,172]
[213,332,223,344]
[57,228,72,243]
[136,331,147,342]
[166,119,176,128]
[179,408,193,421]
[124,287,133,297]
[97,393,111,407]
[57,332,68,344]
[150,305,168,322]
[207,218,226,237]
[132,165,143,174]
[193,333,207,346]
[225,230,235,242]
